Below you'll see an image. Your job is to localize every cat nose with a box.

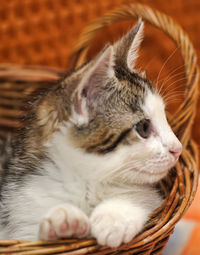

[169,144,182,160]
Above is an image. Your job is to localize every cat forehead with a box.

[115,66,152,88]
[113,68,154,111]
[142,91,165,118]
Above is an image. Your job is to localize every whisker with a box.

[159,73,186,96]
[162,86,185,97]
[157,71,185,90]
[160,82,185,98]
[164,63,185,78]
[156,64,185,87]
[165,98,184,105]
[163,91,185,101]
[163,92,185,101]
[164,93,185,101]
[164,95,185,105]
[160,77,187,97]
[166,98,183,102]
[162,76,187,90]
[155,47,179,94]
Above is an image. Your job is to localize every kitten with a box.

[0,21,182,248]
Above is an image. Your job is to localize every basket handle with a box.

[70,3,199,147]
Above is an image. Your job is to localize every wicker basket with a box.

[0,3,199,255]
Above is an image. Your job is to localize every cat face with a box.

[112,90,182,184]
[46,21,182,184]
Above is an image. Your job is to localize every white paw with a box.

[39,204,90,240]
[90,201,146,248]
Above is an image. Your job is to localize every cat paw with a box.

[39,204,90,240]
[90,203,145,248]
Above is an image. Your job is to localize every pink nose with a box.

[169,146,182,160]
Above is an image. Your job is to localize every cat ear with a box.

[114,19,144,72]
[71,46,114,126]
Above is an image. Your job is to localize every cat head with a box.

[44,21,182,184]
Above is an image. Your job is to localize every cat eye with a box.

[134,119,151,139]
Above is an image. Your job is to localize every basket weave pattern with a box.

[0,3,199,255]
[0,0,133,67]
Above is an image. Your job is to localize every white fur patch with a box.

[142,91,182,153]
[90,198,148,247]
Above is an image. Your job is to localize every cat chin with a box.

[135,170,168,184]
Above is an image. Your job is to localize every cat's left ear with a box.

[71,46,114,126]
[114,19,144,72]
